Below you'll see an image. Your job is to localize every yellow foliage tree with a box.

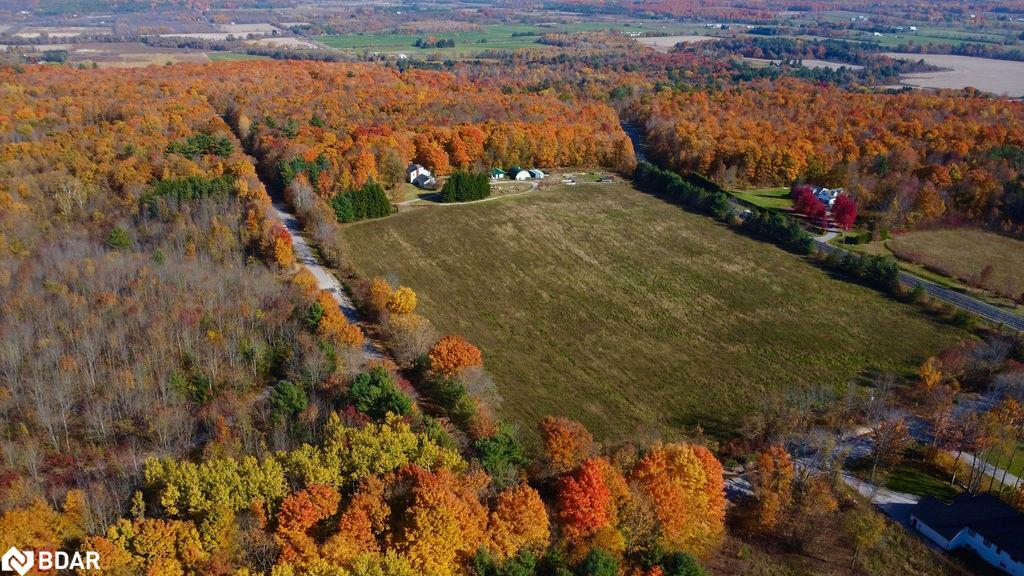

[396,468,488,576]
[918,357,942,391]
[293,268,319,296]
[369,277,392,317]
[386,286,417,315]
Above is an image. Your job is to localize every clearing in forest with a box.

[341,182,966,443]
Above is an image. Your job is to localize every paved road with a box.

[270,202,385,362]
[959,451,1021,490]
[813,238,1024,332]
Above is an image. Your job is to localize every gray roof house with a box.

[910,494,1024,575]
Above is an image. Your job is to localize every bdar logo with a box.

[1,547,33,576]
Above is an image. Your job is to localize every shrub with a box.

[348,366,413,420]
[473,426,528,487]
[106,227,132,250]
[660,552,708,576]
[576,549,619,576]
[270,380,308,423]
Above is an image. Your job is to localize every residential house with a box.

[412,173,436,189]
[813,186,842,208]
[490,168,506,180]
[407,163,431,184]
[910,494,1024,575]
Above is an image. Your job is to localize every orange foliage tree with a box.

[276,484,342,564]
[428,335,483,377]
[751,445,794,533]
[540,416,595,474]
[631,443,726,557]
[486,483,551,560]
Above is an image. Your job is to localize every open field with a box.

[244,36,319,49]
[635,34,719,52]
[340,183,965,443]
[745,57,863,70]
[13,26,111,38]
[730,187,792,210]
[64,42,212,67]
[884,53,1024,97]
[887,229,1024,301]
[320,21,707,57]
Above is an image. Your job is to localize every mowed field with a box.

[883,53,1024,97]
[888,229,1024,301]
[341,183,965,443]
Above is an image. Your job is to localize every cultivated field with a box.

[745,57,863,70]
[341,183,965,443]
[65,43,212,67]
[884,53,1024,97]
[888,229,1024,301]
[635,35,719,52]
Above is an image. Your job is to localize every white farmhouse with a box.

[407,163,431,184]
[910,494,1024,575]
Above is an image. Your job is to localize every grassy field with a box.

[887,229,1024,302]
[206,52,268,62]
[340,183,965,443]
[730,187,792,210]
[319,21,704,57]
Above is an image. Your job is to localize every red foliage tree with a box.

[557,458,612,541]
[832,194,858,231]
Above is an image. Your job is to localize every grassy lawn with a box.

[885,461,961,502]
[848,453,961,502]
[340,183,965,444]
[887,229,1024,302]
[730,187,792,210]
[986,443,1024,479]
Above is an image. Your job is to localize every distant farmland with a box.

[884,53,1024,97]
[341,183,966,444]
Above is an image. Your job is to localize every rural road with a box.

[398,180,538,207]
[812,238,1024,332]
[270,202,385,362]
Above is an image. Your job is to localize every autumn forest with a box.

[3,1,1024,575]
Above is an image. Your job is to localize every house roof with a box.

[912,494,1024,558]
[412,173,435,186]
